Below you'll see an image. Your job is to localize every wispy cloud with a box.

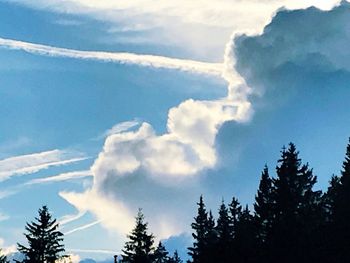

[59,211,87,226]
[96,120,140,140]
[0,150,88,182]
[0,37,223,76]
[66,248,118,255]
[26,170,93,185]
[64,220,101,236]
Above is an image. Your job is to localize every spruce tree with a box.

[153,242,169,263]
[235,206,257,263]
[270,143,320,263]
[215,201,231,263]
[17,205,65,263]
[254,165,274,244]
[331,139,350,261]
[187,196,209,263]
[168,250,182,263]
[121,209,155,263]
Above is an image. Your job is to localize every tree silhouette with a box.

[168,250,182,263]
[188,196,210,263]
[269,143,320,263]
[153,242,169,263]
[215,201,231,263]
[330,139,350,261]
[121,209,155,263]
[17,205,65,263]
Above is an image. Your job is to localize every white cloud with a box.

[0,37,223,76]
[0,150,88,182]
[8,0,342,57]
[0,238,16,256]
[96,120,140,140]
[26,170,93,185]
[64,220,101,236]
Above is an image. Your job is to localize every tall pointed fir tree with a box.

[188,196,211,263]
[270,143,321,263]
[121,209,155,263]
[215,201,231,263]
[330,139,350,261]
[17,206,65,263]
[153,242,169,263]
[254,165,274,261]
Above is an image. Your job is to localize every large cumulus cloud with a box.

[60,1,350,243]
[235,1,350,99]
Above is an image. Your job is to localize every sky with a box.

[1,0,350,262]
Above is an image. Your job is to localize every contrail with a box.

[0,37,223,76]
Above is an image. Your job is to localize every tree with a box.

[215,201,231,263]
[254,165,274,243]
[17,205,65,263]
[0,249,9,263]
[153,242,169,263]
[121,209,155,263]
[330,139,350,261]
[187,195,210,263]
[235,206,258,263]
[168,250,182,263]
[269,143,320,263]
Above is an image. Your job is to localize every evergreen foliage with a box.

[153,242,169,263]
[17,205,65,263]
[121,209,155,263]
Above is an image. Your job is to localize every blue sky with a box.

[0,0,350,262]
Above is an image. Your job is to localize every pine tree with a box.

[17,205,65,263]
[168,250,182,263]
[254,165,274,244]
[235,206,258,263]
[270,143,320,263]
[187,195,210,263]
[0,249,9,263]
[215,201,231,263]
[153,242,169,263]
[331,139,350,261]
[121,209,155,263]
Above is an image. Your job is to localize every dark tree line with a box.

[3,140,350,263]
[187,141,350,263]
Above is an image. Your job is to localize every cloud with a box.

[7,0,342,57]
[234,1,350,98]
[59,211,87,226]
[0,238,16,256]
[26,170,93,185]
[64,220,101,236]
[0,150,88,182]
[0,213,9,222]
[0,37,223,76]
[96,120,140,140]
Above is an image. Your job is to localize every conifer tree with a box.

[270,143,320,263]
[254,165,274,244]
[215,201,231,263]
[153,242,169,263]
[235,206,257,263]
[17,205,65,263]
[168,250,182,263]
[188,196,210,263]
[228,197,241,238]
[331,139,350,261]
[121,209,154,263]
